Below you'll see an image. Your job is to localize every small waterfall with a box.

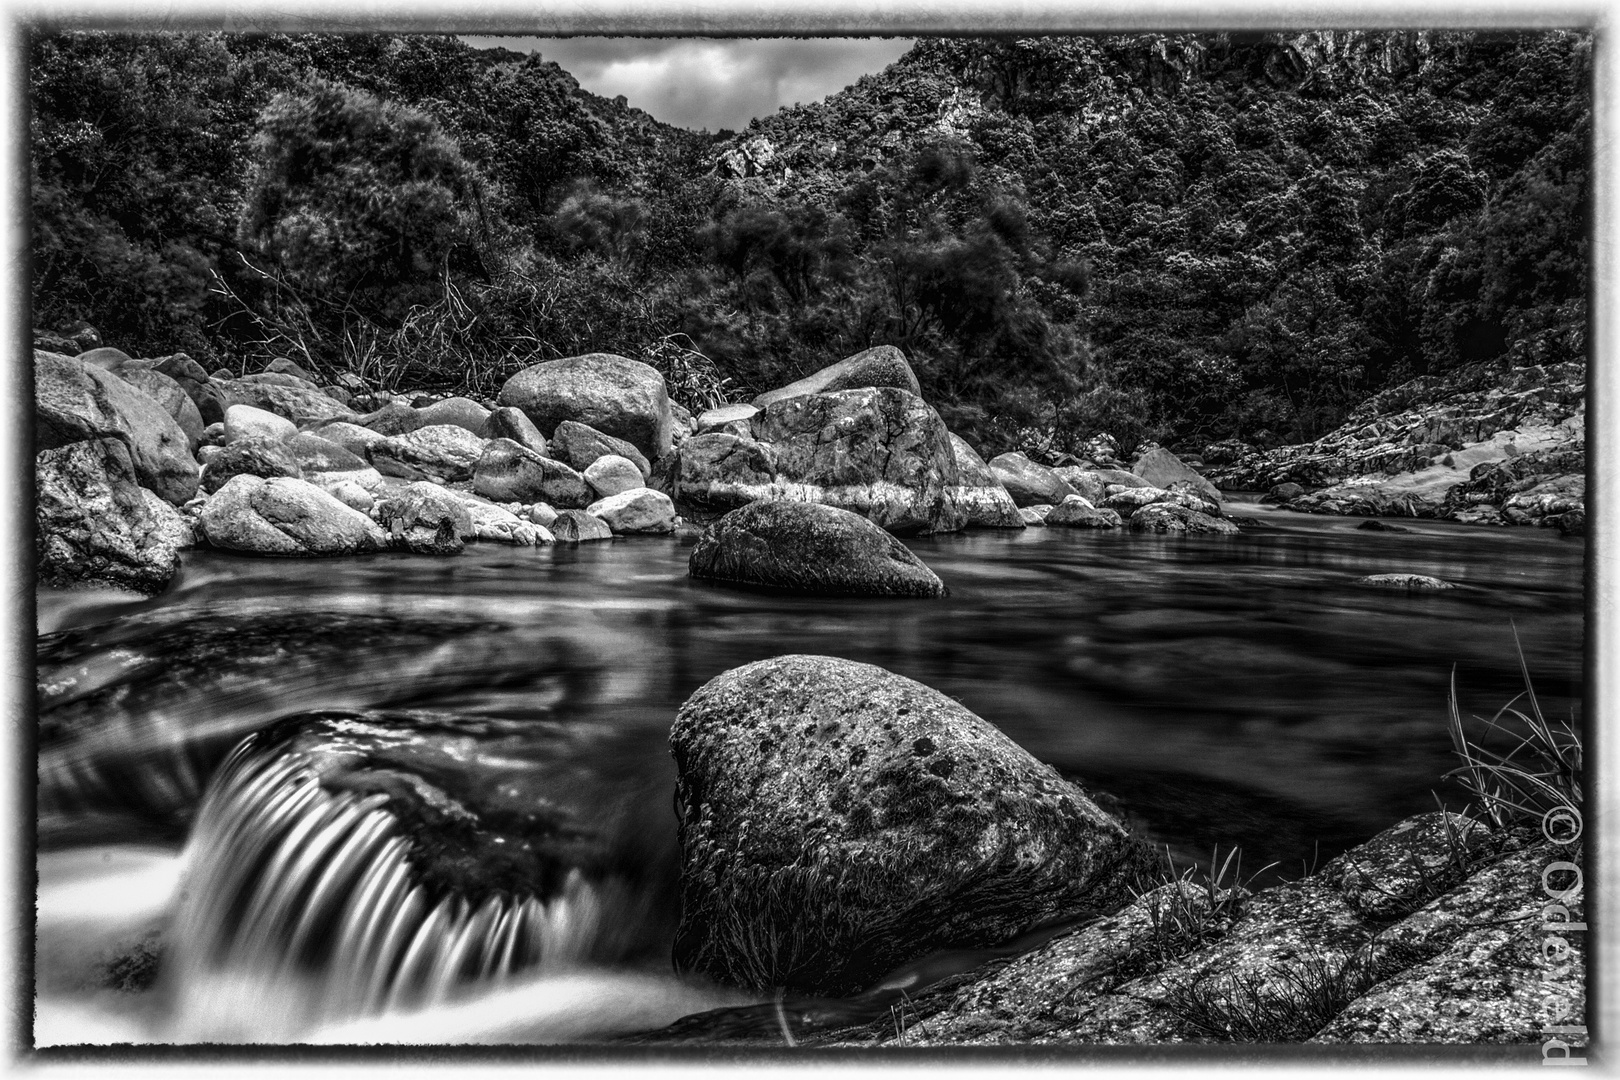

[164,733,625,1039]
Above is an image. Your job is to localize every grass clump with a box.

[1160,941,1386,1042]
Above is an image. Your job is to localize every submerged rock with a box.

[751,345,921,410]
[498,353,675,460]
[36,438,192,594]
[688,501,946,598]
[669,655,1152,997]
[198,475,387,557]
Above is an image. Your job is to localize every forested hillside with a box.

[30,30,1589,458]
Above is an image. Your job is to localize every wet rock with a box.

[586,488,676,535]
[584,455,648,500]
[696,403,759,435]
[751,345,921,410]
[373,482,474,555]
[371,424,488,484]
[1127,503,1239,534]
[550,420,652,478]
[1131,447,1222,505]
[753,387,964,534]
[1045,496,1123,529]
[944,434,1024,528]
[988,452,1077,508]
[198,475,387,557]
[497,352,674,459]
[669,654,1153,997]
[36,438,191,594]
[200,436,304,494]
[1356,574,1456,590]
[35,351,200,505]
[224,403,296,444]
[688,501,946,598]
[216,378,356,426]
[415,396,491,437]
[549,509,613,543]
[472,438,592,508]
[484,406,549,456]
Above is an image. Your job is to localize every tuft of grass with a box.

[1445,625,1582,831]
[1160,940,1386,1042]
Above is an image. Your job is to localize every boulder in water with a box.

[371,425,488,484]
[550,420,652,479]
[224,404,296,444]
[373,482,474,555]
[35,351,200,505]
[584,454,646,499]
[550,509,613,543]
[198,475,387,556]
[484,406,549,457]
[688,500,946,597]
[661,432,778,514]
[497,353,674,460]
[586,488,675,535]
[988,452,1077,509]
[1264,481,1307,504]
[751,345,921,410]
[1045,495,1123,528]
[944,434,1024,529]
[669,655,1152,996]
[1126,502,1239,534]
[36,437,192,594]
[200,436,304,494]
[472,438,593,508]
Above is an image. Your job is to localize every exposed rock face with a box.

[483,406,549,456]
[224,404,296,444]
[944,434,1024,529]
[550,509,613,542]
[497,353,675,459]
[414,396,490,436]
[35,351,200,505]
[753,387,963,534]
[550,420,652,478]
[371,425,488,484]
[216,378,356,426]
[1126,502,1239,534]
[1044,495,1123,528]
[669,655,1153,997]
[586,488,676,534]
[988,452,1077,509]
[472,438,592,508]
[584,455,647,499]
[688,501,947,598]
[751,345,921,410]
[36,438,191,594]
[372,482,474,555]
[197,475,387,557]
[1131,447,1222,505]
[200,436,304,494]
[1206,362,1585,528]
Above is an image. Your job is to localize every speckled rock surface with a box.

[751,345,921,409]
[1126,503,1239,534]
[371,424,488,484]
[1044,495,1123,529]
[1357,574,1456,590]
[668,654,1154,998]
[943,433,1024,529]
[372,482,474,555]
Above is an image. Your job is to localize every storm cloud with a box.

[460,37,915,132]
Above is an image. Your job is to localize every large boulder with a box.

[661,433,779,514]
[216,378,356,426]
[483,406,549,456]
[35,351,200,505]
[752,387,964,534]
[751,345,921,410]
[223,404,296,444]
[199,436,304,495]
[36,438,192,594]
[549,420,652,478]
[944,434,1024,529]
[669,655,1153,997]
[371,425,488,484]
[988,452,1077,509]
[471,438,593,508]
[117,367,205,450]
[373,483,474,555]
[497,353,674,460]
[1131,446,1223,505]
[688,501,946,598]
[586,488,676,534]
[414,396,491,436]
[197,475,387,556]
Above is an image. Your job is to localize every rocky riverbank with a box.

[33,331,1248,597]
[1202,360,1586,536]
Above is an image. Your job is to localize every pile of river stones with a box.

[34,336,1243,596]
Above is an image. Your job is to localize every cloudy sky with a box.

[460,37,915,132]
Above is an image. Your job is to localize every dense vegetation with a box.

[30,30,1589,457]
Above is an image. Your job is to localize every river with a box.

[33,498,1585,1045]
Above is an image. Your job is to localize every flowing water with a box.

[33,498,1585,1045]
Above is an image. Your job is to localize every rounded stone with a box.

[584,454,646,499]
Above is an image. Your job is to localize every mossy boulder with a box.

[669,655,1153,997]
